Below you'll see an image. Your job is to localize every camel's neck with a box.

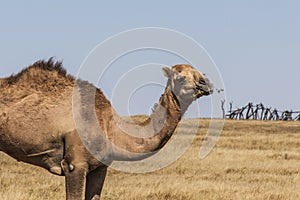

[108,86,188,161]
[147,87,182,149]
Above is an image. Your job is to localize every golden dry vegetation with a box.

[0,119,300,200]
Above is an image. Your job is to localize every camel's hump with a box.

[4,58,74,85]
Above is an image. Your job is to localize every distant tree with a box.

[221,100,225,119]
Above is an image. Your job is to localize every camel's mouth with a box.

[195,78,214,98]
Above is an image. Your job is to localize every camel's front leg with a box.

[85,165,108,200]
[61,159,88,200]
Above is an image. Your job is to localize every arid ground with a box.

[0,119,300,200]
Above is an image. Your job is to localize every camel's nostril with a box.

[196,78,214,94]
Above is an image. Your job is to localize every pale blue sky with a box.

[1,1,299,117]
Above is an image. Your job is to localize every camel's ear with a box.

[162,67,172,78]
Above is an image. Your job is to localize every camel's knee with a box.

[61,159,90,174]
[61,159,75,174]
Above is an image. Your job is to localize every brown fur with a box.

[0,59,212,199]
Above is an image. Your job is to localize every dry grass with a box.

[1,119,300,199]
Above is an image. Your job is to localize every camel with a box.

[0,58,213,200]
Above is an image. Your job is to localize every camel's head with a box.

[162,64,213,102]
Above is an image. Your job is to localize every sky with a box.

[0,1,299,118]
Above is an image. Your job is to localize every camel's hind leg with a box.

[85,165,108,200]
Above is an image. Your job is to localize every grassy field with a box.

[0,119,300,200]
